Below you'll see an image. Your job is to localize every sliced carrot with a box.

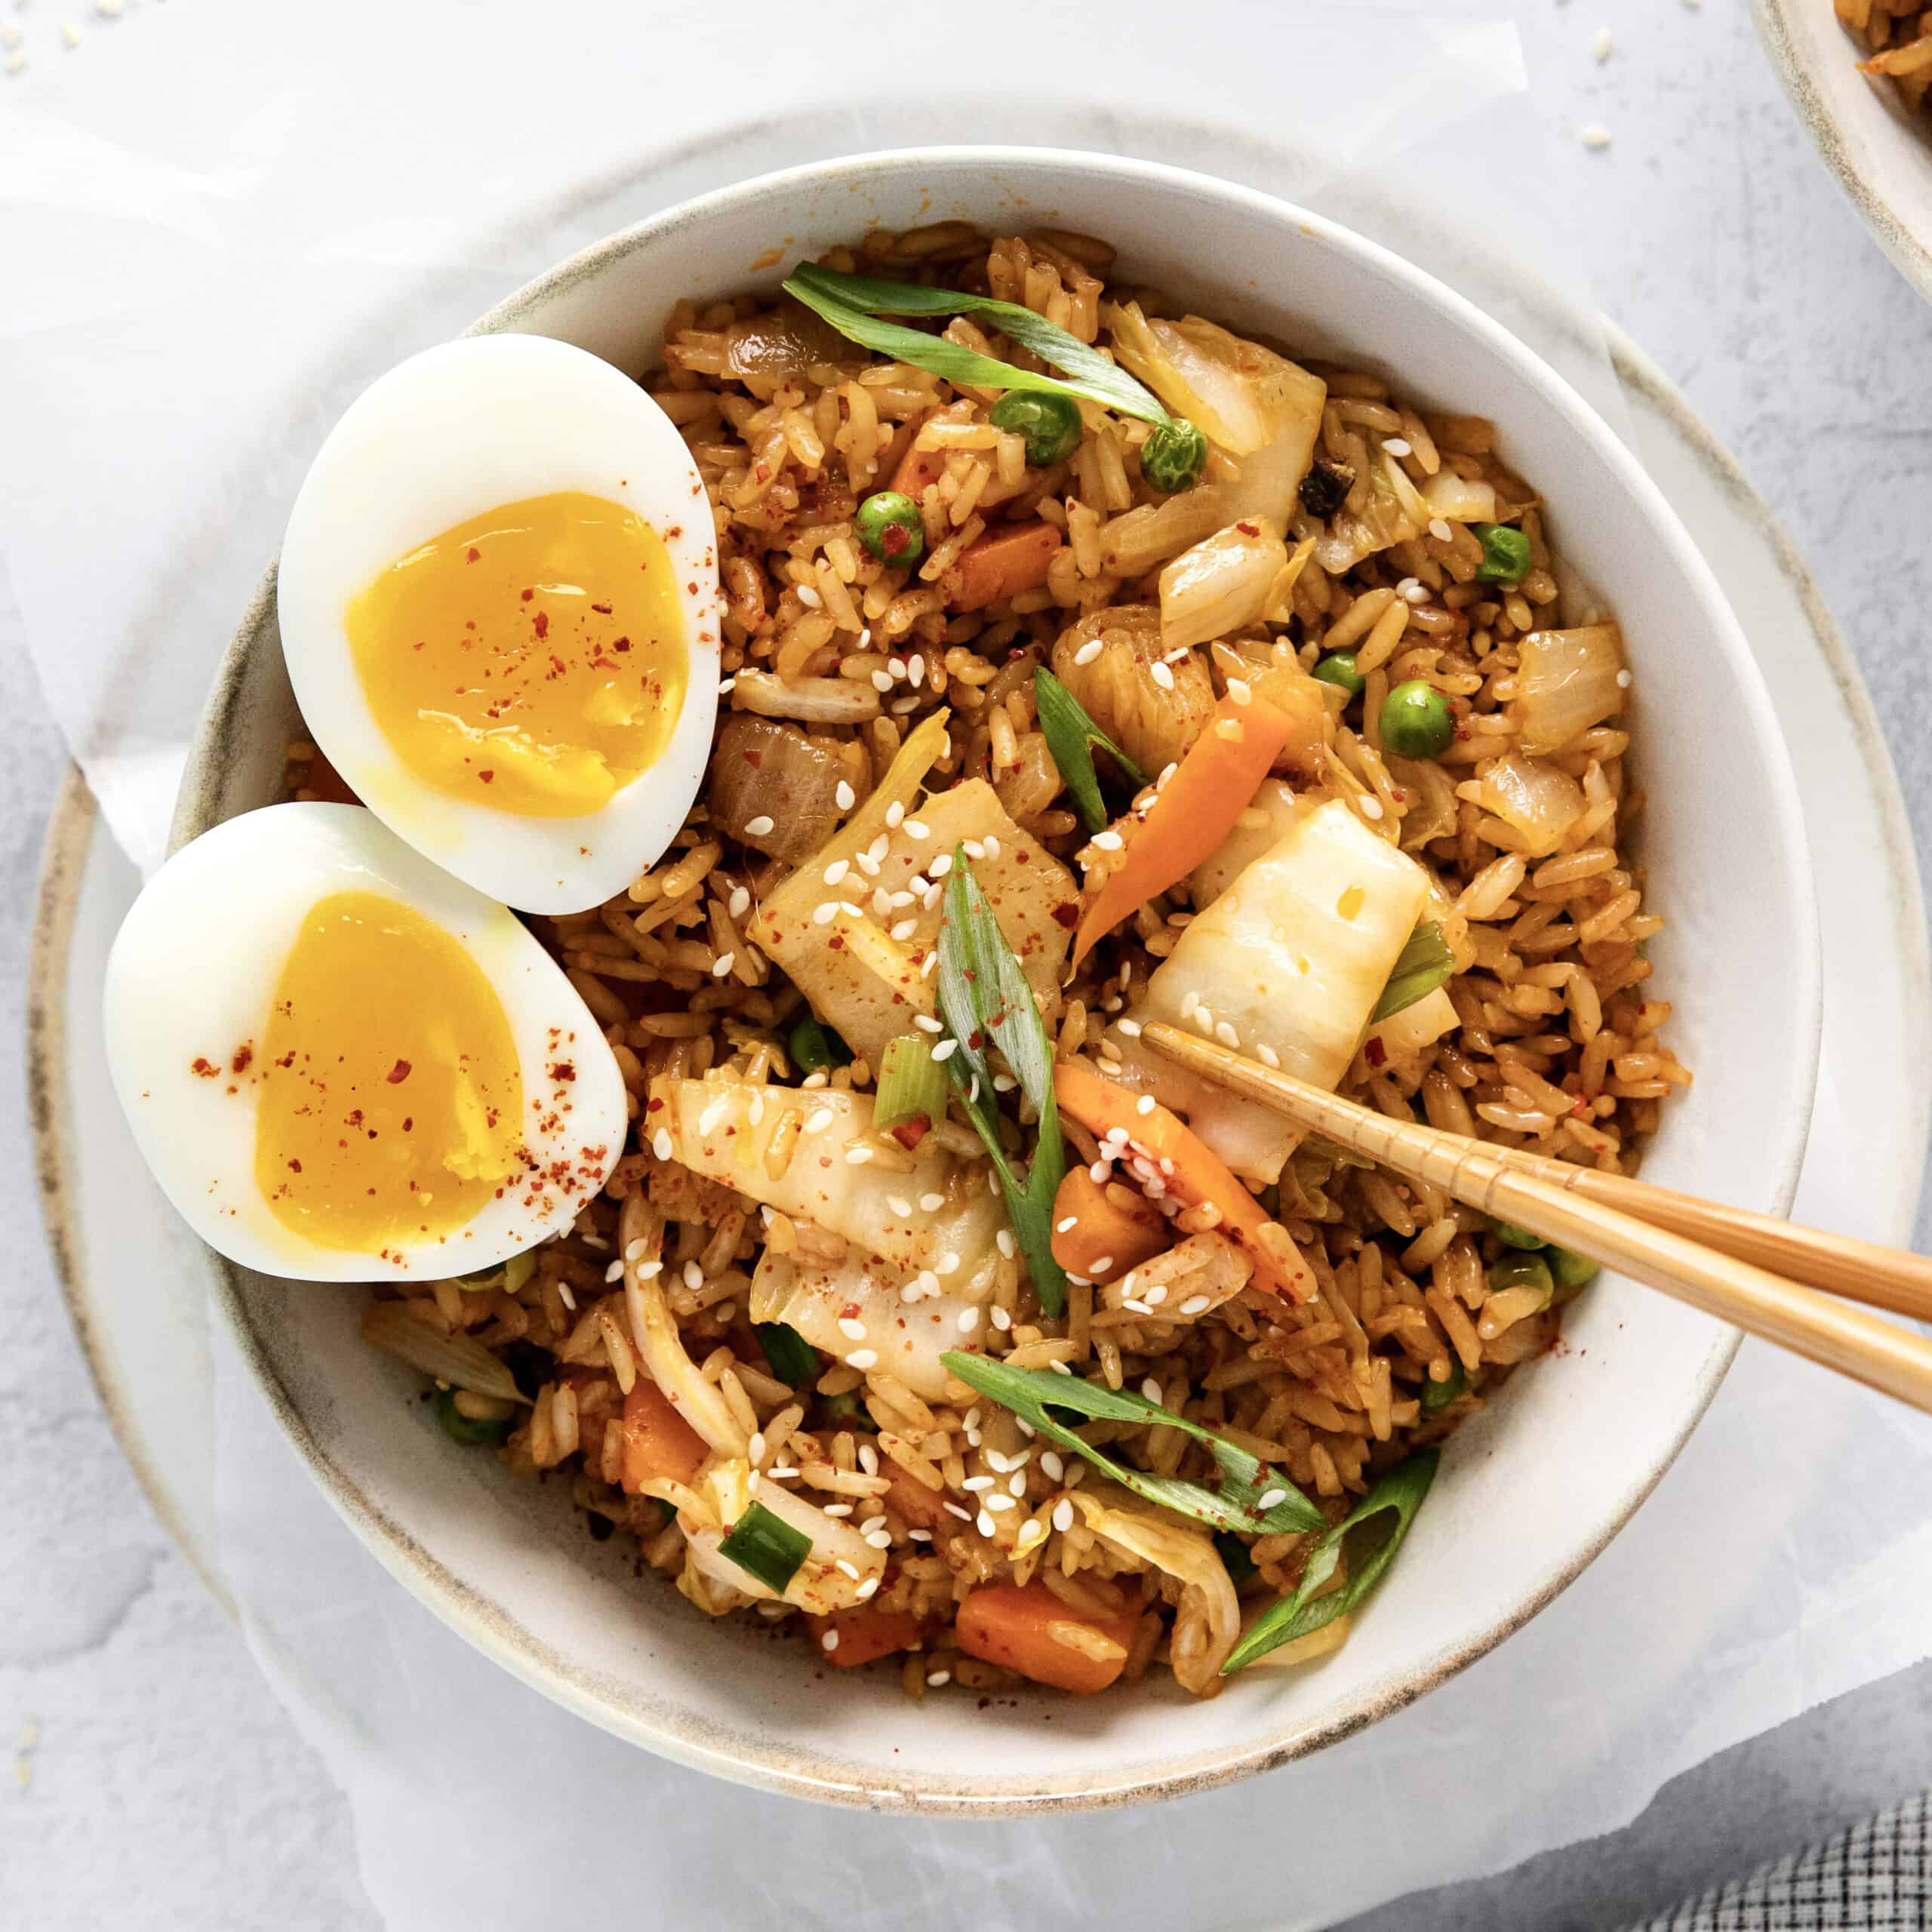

[890,440,946,499]
[1072,693,1295,968]
[618,1379,709,1493]
[946,521,1063,612]
[1053,1062,1314,1302]
[955,1582,1143,1694]
[1048,1165,1168,1283]
[804,1605,929,1669]
[884,1465,956,1534]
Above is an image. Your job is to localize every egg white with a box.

[103,801,629,1282]
[278,335,722,915]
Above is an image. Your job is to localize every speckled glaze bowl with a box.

[1753,0,1932,300]
[172,149,1822,1810]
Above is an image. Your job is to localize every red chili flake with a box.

[591,602,612,614]
[521,588,534,602]
[666,525,682,539]
[1051,902,1079,930]
[1236,520,1260,536]
[231,1044,254,1075]
[647,1097,665,1113]
[611,635,631,653]
[533,611,551,640]
[881,524,911,560]
[386,1060,413,1084]
[401,1117,413,1132]
[550,1062,576,1083]
[889,1116,930,1151]
[466,547,481,562]
[191,1057,219,1078]
[288,1158,303,1174]
[840,1302,862,1320]
[478,770,495,784]
[1364,1037,1388,1069]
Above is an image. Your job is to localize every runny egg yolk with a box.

[346,491,688,818]
[254,891,525,1254]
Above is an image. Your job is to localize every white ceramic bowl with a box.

[173,148,1823,1811]
[1753,0,1932,298]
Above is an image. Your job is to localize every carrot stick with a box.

[955,1582,1143,1694]
[884,1466,955,1534]
[618,1379,709,1492]
[1072,694,1295,966]
[1048,1166,1168,1283]
[804,1605,929,1669]
[1053,1062,1314,1302]
[946,521,1063,611]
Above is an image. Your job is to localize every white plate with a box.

[1753,0,1932,300]
[31,323,1927,1700]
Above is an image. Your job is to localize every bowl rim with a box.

[1750,0,1932,301]
[180,143,1822,1811]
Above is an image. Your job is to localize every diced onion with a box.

[1473,752,1586,857]
[1421,469,1497,525]
[1158,518,1288,650]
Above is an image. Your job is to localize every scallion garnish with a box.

[716,1500,812,1595]
[1370,921,1456,1023]
[753,1321,819,1388]
[782,263,1171,427]
[873,1034,949,1134]
[1033,668,1148,834]
[941,1352,1324,1538]
[936,854,1068,1315]
[1220,1451,1438,1674]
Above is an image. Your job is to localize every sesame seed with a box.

[935,1251,960,1275]
[1580,122,1612,149]
[651,1128,674,1161]
[698,1098,729,1137]
[684,1260,704,1290]
[983,836,1001,860]
[905,819,931,840]
[1617,669,1633,689]
[845,1349,878,1371]
[944,1502,973,1522]
[929,853,952,877]
[835,1558,861,1581]
[1215,1021,1240,1048]
[835,780,856,811]
[920,948,940,977]
[995,1229,1017,1260]
[823,860,850,885]
[1228,678,1252,706]
[1384,437,1413,457]
[1118,1017,1143,1038]
[1143,1284,1168,1306]
[986,1493,1015,1514]
[890,918,918,942]
[813,900,839,925]
[926,1669,952,1686]
[1180,1294,1212,1315]
[712,952,735,978]
[1008,1471,1027,1497]
[1257,1487,1288,1510]
[1052,1498,1075,1532]
[844,1146,874,1166]
[888,655,907,680]
[749,1092,765,1126]
[920,1192,946,1212]
[889,1195,913,1217]
[885,801,906,828]
[1056,1216,1079,1234]
[823,1501,853,1517]
[1088,1161,1109,1183]
[1073,638,1103,666]
[1429,518,1453,542]
[1360,796,1385,821]
[992,1072,1016,1093]
[871,888,894,919]
[1132,1094,1157,1118]
[992,1306,1013,1331]
[717,677,736,696]
[805,1108,834,1133]
[930,1038,958,1063]
[958,1308,980,1333]
[909,654,926,685]
[821,1630,840,1652]
[909,1528,933,1543]
[1092,829,1124,851]
[1089,1254,1115,1273]
[1049,1359,1073,1375]
[1150,661,1175,691]
[744,814,775,836]
[635,1260,663,1279]
[838,1316,867,1341]
[871,669,894,693]
[748,1431,767,1465]
[855,1574,881,1599]
[1140,1378,1163,1403]
[977,1509,997,1537]
[625,1238,648,1262]
[914,1014,944,1034]
[727,886,751,919]
[962,1474,994,1493]
[604,1260,624,1284]
[963,840,985,860]
[1257,1044,1281,1069]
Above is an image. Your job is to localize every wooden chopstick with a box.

[1140,1022,1932,1419]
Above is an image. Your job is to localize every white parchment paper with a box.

[7,4,1929,1928]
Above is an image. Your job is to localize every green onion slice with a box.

[1220,1451,1438,1674]
[1371,921,1456,1023]
[783,263,1171,427]
[753,1321,819,1388]
[717,1500,812,1595]
[942,1352,1324,1537]
[788,1013,851,1075]
[1033,668,1148,833]
[873,1034,949,1134]
[937,854,1068,1315]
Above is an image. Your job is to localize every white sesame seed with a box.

[926,1668,952,1686]
[835,780,857,811]
[698,1099,729,1137]
[1117,1017,1143,1038]
[1359,796,1385,821]
[1073,638,1103,666]
[958,1307,980,1334]
[1052,1498,1075,1532]
[904,819,931,841]
[962,1474,994,1493]
[929,1037,958,1064]
[888,1196,913,1218]
[909,1528,933,1543]
[683,1260,703,1291]
[995,1229,1017,1260]
[919,1192,945,1212]
[1008,1470,1027,1497]
[811,900,840,927]
[717,677,736,696]
[977,1509,998,1537]
[920,947,940,976]
[963,839,985,860]
[888,889,915,909]
[728,886,751,920]
[909,654,926,686]
[651,1128,674,1161]
[1580,122,1612,149]
[1128,1094,1156,1119]
[625,1238,648,1262]
[1180,1294,1213,1315]
[1617,669,1633,689]
[744,814,775,836]
[837,1317,868,1342]
[1429,518,1453,542]
[885,801,906,828]
[1089,1254,1115,1274]
[1227,678,1252,706]
[890,918,918,942]
[944,1502,973,1522]
[1257,1487,1288,1510]
[835,1558,861,1580]
[992,1072,1016,1093]
[1092,829,1124,851]
[748,1431,766,1465]
[855,1574,881,1599]
[821,1630,840,1653]
[601,1260,623,1285]
[712,952,736,978]
[1140,1377,1163,1403]
[888,655,908,681]
[935,1251,960,1275]
[823,1501,852,1517]
[914,1014,944,1034]
[1150,661,1175,691]
[635,1260,663,1280]
[844,1146,874,1166]
[1215,1021,1240,1048]
[870,888,894,919]
[871,669,894,693]
[986,1493,1016,1514]
[929,853,952,877]
[805,1108,834,1133]
[795,585,823,609]
[1049,1359,1073,1375]
[1384,438,1413,457]
[823,859,850,885]
[1143,1283,1168,1306]
[992,1306,1013,1331]
[845,1349,878,1371]
[1257,1044,1281,1069]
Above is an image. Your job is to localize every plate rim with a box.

[28,281,1905,1804]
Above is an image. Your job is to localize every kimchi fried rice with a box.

[306,221,1687,1699]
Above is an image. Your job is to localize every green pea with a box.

[1380,680,1454,758]
[788,1014,851,1075]
[1140,418,1208,494]
[434,1386,511,1447]
[1311,652,1366,699]
[1420,1361,1466,1414]
[855,490,925,566]
[1548,1246,1601,1296]
[1487,1253,1555,1309]
[989,390,1083,468]
[1472,522,1532,584]
[1214,1531,1258,1586]
[1489,1218,1547,1251]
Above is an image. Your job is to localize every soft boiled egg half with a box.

[103,801,628,1281]
[278,335,721,914]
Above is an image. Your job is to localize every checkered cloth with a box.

[1626,1793,1932,1930]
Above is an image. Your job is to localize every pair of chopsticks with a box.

[1143,1023,1932,1417]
